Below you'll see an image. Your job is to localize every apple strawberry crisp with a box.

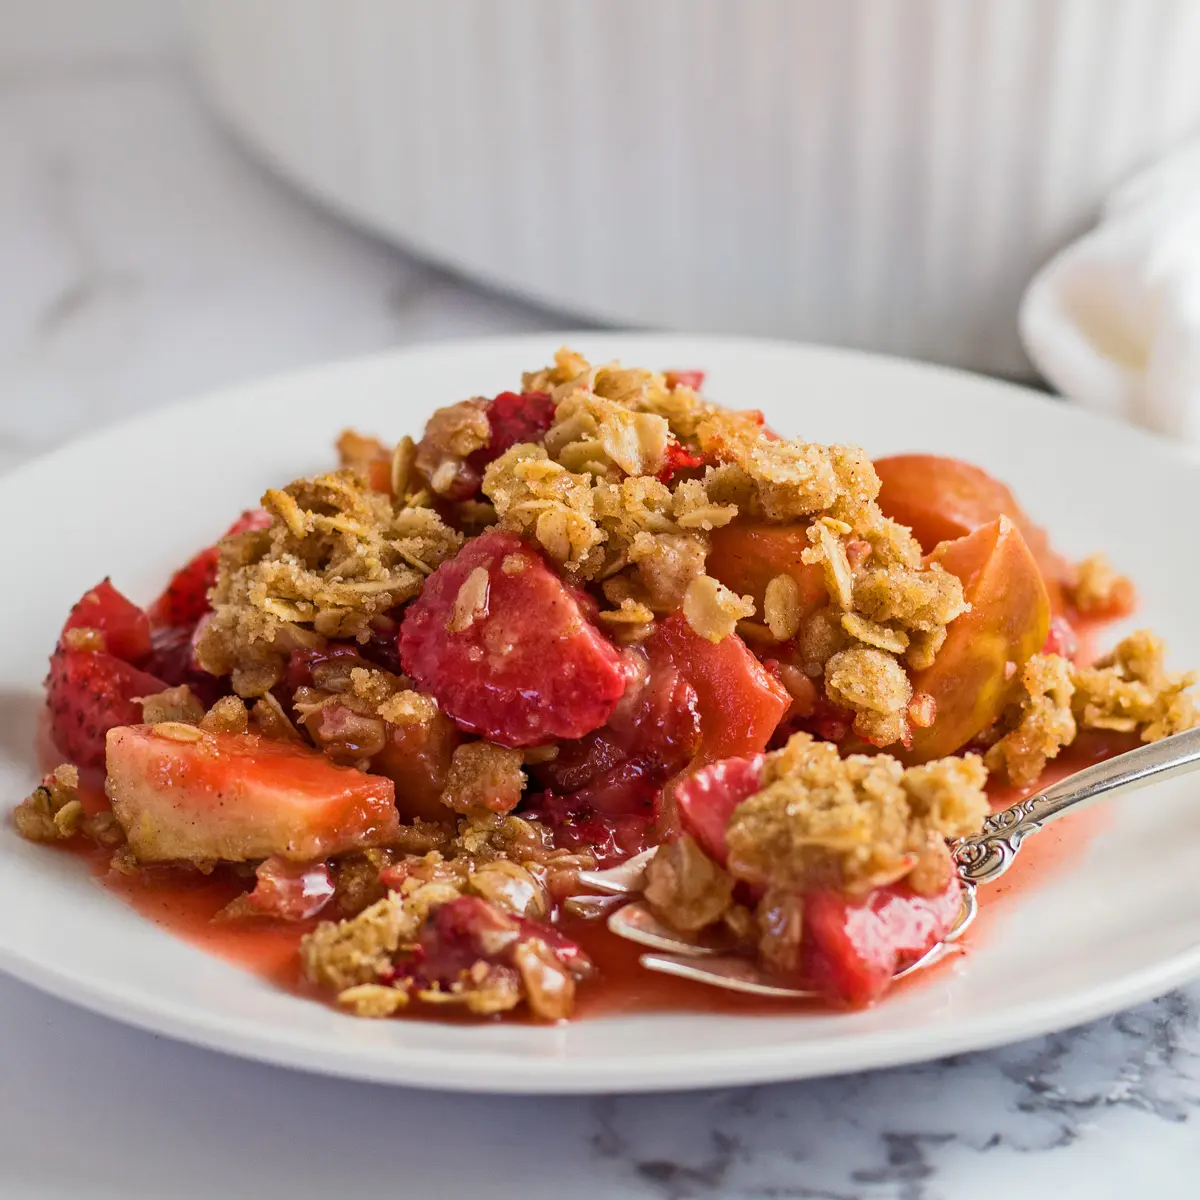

[14,349,1200,1019]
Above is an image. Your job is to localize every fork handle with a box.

[954,724,1200,884]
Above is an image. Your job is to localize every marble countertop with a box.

[3,6,1200,1198]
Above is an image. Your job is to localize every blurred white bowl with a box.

[188,0,1200,377]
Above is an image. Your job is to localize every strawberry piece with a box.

[674,754,765,866]
[105,725,399,863]
[527,646,700,861]
[470,391,557,468]
[647,614,789,767]
[46,649,168,768]
[61,579,152,665]
[664,370,706,391]
[149,548,218,630]
[530,791,655,866]
[801,877,963,1007]
[399,530,630,747]
[243,857,335,920]
[149,509,271,630]
[657,439,707,483]
[534,646,699,802]
[806,696,856,744]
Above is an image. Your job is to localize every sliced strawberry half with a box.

[674,753,765,866]
[149,548,219,630]
[800,878,964,1007]
[399,530,631,747]
[61,578,152,665]
[46,648,168,768]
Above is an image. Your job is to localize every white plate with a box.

[2,334,1199,1095]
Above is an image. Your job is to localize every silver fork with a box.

[572,726,1200,997]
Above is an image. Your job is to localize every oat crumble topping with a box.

[985,633,1200,785]
[195,470,461,696]
[1066,553,1136,617]
[725,733,988,898]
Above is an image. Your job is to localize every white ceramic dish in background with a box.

[186,0,1200,378]
[2,334,1200,1095]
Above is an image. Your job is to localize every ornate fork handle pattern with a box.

[953,797,1047,883]
[954,724,1200,885]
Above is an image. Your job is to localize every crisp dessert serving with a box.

[14,349,1199,1022]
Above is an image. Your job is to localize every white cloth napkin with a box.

[1021,139,1200,442]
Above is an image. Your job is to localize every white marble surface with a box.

[3,5,1200,1198]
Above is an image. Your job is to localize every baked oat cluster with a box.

[16,347,1200,1016]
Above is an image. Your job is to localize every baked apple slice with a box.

[106,725,398,863]
[905,516,1051,761]
[707,520,826,623]
[875,453,1067,605]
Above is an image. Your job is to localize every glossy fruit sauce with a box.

[44,720,1131,1022]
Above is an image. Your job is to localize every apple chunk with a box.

[106,725,398,863]
[707,520,827,621]
[904,517,1050,762]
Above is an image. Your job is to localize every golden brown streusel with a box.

[724,733,988,897]
[682,574,755,643]
[512,940,577,1021]
[985,654,1077,787]
[1067,553,1136,617]
[1073,631,1199,740]
[824,645,913,746]
[300,883,455,991]
[672,477,738,531]
[413,399,491,499]
[468,859,549,919]
[763,573,804,642]
[332,848,397,916]
[482,445,604,572]
[544,390,670,479]
[336,983,409,1018]
[697,411,841,520]
[196,470,461,696]
[139,685,206,726]
[628,531,709,612]
[199,695,250,735]
[440,742,527,816]
[446,565,491,633]
[249,691,305,742]
[289,653,441,766]
[13,764,83,842]
[644,834,735,932]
